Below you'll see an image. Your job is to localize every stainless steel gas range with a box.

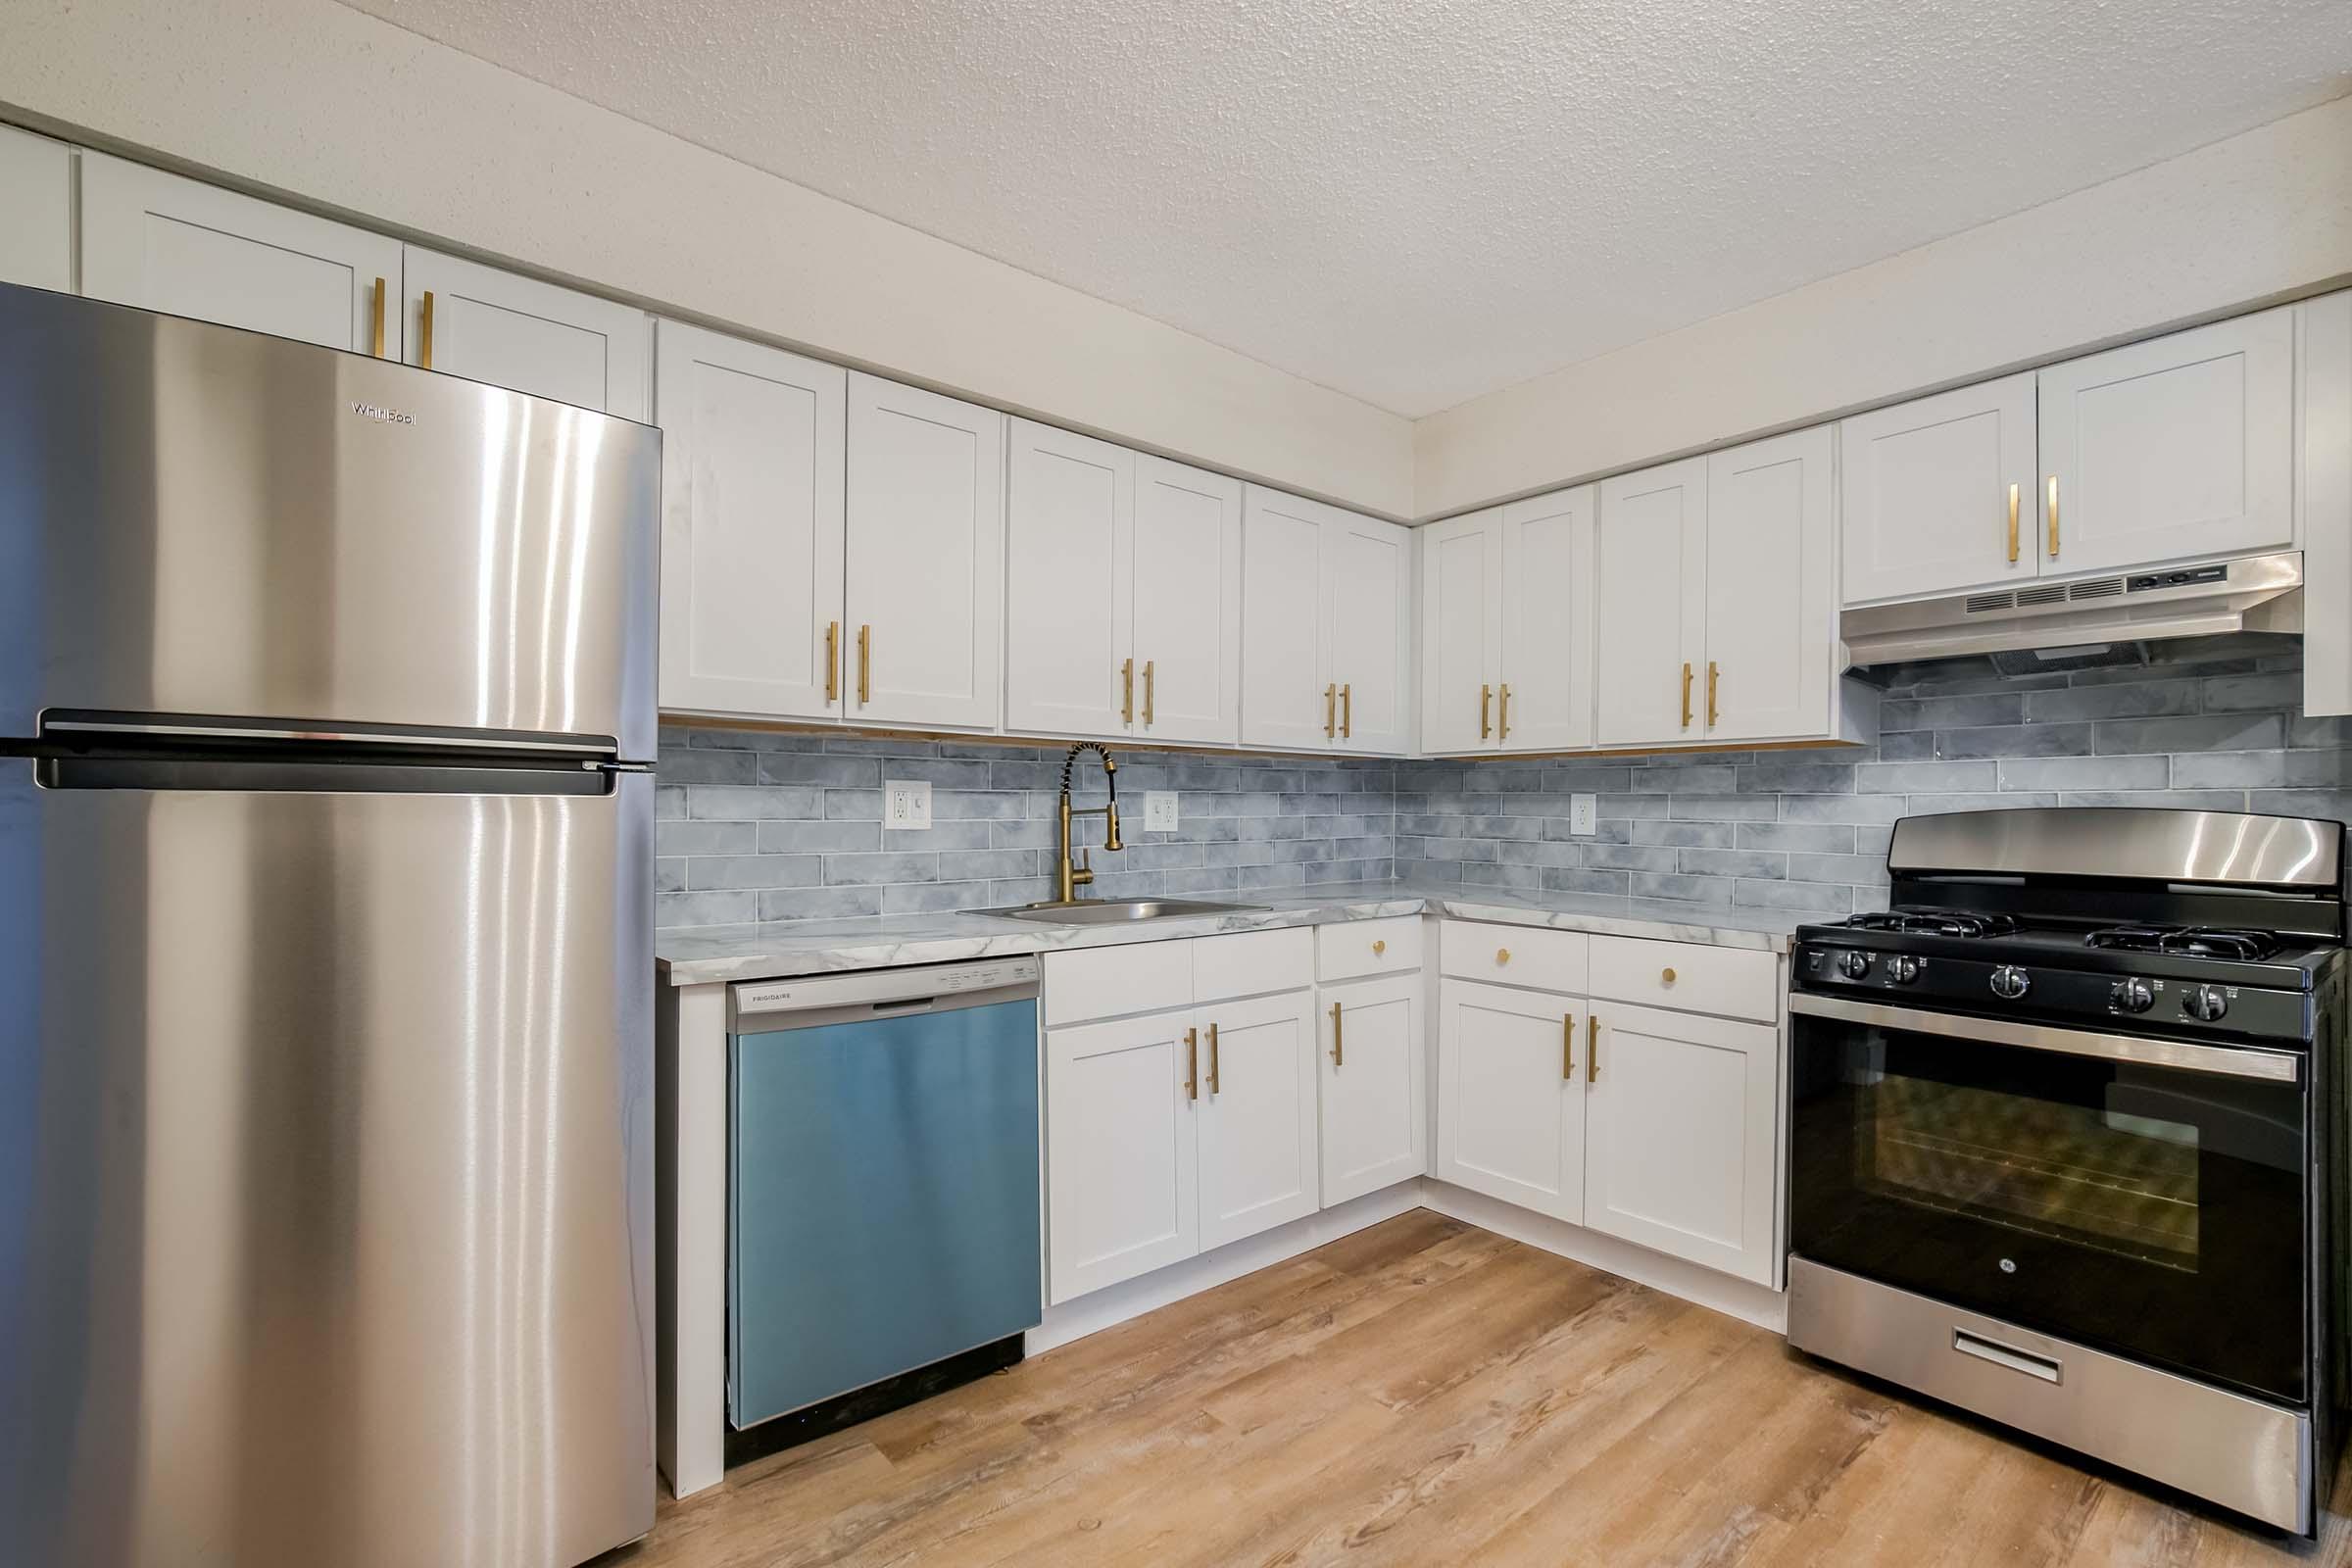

[1786,807,2348,1535]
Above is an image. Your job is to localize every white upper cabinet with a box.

[1319,973,1426,1207]
[1498,486,1597,754]
[845,373,1004,731]
[1193,990,1320,1251]
[80,152,401,356]
[1702,427,1836,744]
[1131,456,1245,746]
[1839,372,2038,606]
[1417,509,1502,754]
[1435,978,1586,1223]
[1004,419,1135,737]
[655,322,846,720]
[2036,307,2295,576]
[1583,1004,1779,1285]
[1593,457,1708,749]
[1241,487,1411,755]
[403,248,650,421]
[0,125,74,292]
[1004,427,1243,745]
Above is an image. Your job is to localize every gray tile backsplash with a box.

[657,635,2352,933]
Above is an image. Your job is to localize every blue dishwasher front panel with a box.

[728,997,1042,1428]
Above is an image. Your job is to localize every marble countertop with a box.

[655,878,1804,986]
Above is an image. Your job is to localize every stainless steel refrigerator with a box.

[0,283,661,1568]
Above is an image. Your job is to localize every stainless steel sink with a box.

[979,898,1256,925]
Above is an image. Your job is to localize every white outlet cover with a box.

[1569,793,1598,836]
[884,779,932,830]
[1144,791,1180,832]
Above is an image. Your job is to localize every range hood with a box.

[1841,551,2304,668]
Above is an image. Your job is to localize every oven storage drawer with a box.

[1788,1257,2310,1533]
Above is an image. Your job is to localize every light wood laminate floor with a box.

[605,1211,2350,1567]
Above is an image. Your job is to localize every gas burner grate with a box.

[1841,908,2024,940]
[2084,925,2285,961]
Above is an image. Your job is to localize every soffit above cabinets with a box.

[328,0,2352,420]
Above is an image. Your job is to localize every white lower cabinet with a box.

[1583,1003,1780,1286]
[1318,972,1426,1206]
[1195,990,1321,1250]
[1435,978,1586,1223]
[1045,1007,1201,1305]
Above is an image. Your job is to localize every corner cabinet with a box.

[1240,487,1412,755]
[0,124,73,292]
[1420,487,1596,755]
[845,373,1004,731]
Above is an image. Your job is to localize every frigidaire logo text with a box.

[349,401,415,425]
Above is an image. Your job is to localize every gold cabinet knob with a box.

[1372,939,1387,956]
[1496,948,1511,965]
[1662,967,1678,985]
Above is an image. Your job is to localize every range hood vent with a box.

[1843,551,2304,668]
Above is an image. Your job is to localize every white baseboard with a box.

[1420,1180,1788,1334]
[1026,1184,1426,1353]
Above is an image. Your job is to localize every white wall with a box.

[1415,95,2352,519]
[0,0,1416,519]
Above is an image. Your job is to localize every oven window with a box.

[1868,1072,2199,1271]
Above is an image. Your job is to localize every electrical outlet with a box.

[1569,793,1598,836]
[883,779,932,830]
[1144,791,1180,832]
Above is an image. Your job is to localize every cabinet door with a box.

[1045,1009,1200,1303]
[1838,373,2037,605]
[1195,992,1319,1250]
[0,124,73,292]
[1703,428,1836,744]
[1240,486,1334,750]
[1584,1003,1777,1285]
[1004,419,1134,737]
[1132,456,1244,746]
[1325,510,1414,755]
[1498,485,1597,753]
[1593,457,1708,748]
[845,374,1005,730]
[2037,308,2295,576]
[404,248,650,420]
[1418,509,1502,755]
[80,152,401,355]
[1434,979,1585,1223]
[1320,974,1426,1206]
[655,322,846,719]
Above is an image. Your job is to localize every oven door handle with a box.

[1789,993,2302,1084]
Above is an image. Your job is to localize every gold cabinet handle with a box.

[1324,682,1337,739]
[1562,1014,1575,1080]
[420,289,436,369]
[1341,682,1352,739]
[1371,938,1387,956]
[1206,1020,1220,1095]
[1588,1014,1599,1084]
[1480,682,1492,742]
[1121,657,1135,725]
[1661,966,1677,985]
[1705,662,1720,729]
[1680,662,1693,729]
[370,276,387,358]
[2046,475,2060,559]
[857,623,872,705]
[1495,947,1510,966]
[1184,1026,1199,1102]
[2007,482,2021,564]
[1497,682,1511,742]
[1330,1003,1343,1067]
[824,620,840,704]
[1143,660,1154,728]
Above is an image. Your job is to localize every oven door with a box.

[1789,993,2309,1403]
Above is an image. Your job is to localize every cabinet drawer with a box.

[1044,940,1192,1027]
[1588,935,1778,1022]
[1440,921,1587,994]
[1316,917,1424,983]
[1193,927,1313,1004]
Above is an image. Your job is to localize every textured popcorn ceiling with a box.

[338,0,2352,417]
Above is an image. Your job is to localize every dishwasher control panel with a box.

[732,956,1042,1022]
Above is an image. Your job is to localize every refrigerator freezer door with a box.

[0,763,656,1568]
[0,284,659,757]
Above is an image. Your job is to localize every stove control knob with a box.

[1886,955,1922,985]
[1989,965,2031,1001]
[1838,950,1875,980]
[2108,978,2154,1014]
[2181,984,2230,1022]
